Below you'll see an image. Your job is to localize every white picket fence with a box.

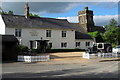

[83,52,119,59]
[17,55,50,62]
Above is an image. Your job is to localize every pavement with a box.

[2,52,120,78]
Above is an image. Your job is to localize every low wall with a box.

[83,52,119,59]
[18,55,50,62]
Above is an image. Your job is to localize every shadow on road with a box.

[2,67,118,79]
[50,55,82,59]
[99,59,120,62]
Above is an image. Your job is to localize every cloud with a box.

[94,15,118,26]
[58,16,78,23]
[1,2,81,15]
[1,0,120,2]
[1,2,118,15]
[57,15,118,26]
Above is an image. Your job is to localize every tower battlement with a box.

[78,7,94,32]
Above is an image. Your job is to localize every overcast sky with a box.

[1,2,119,26]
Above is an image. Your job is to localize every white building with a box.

[0,3,94,50]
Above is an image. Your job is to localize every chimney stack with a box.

[24,3,29,18]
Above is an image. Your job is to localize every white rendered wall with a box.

[75,39,94,49]
[0,15,5,34]
[5,27,75,49]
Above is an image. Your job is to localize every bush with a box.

[31,49,38,53]
[46,49,85,53]
[17,45,28,52]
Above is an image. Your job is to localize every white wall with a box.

[75,39,94,49]
[5,27,75,49]
[0,15,5,34]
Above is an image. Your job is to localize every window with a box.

[46,30,51,37]
[61,42,67,48]
[15,29,21,37]
[98,44,103,48]
[76,42,80,47]
[62,31,66,37]
[79,16,84,23]
[86,42,90,46]
[49,43,52,48]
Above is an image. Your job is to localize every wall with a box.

[5,27,75,49]
[75,39,94,49]
[0,15,5,34]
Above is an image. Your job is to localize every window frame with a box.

[61,42,67,48]
[15,29,22,37]
[62,31,67,38]
[86,42,90,47]
[46,30,51,37]
[76,42,81,47]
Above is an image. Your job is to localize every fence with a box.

[17,55,50,62]
[83,52,120,59]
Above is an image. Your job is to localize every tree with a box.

[8,10,14,15]
[0,7,2,14]
[29,13,40,17]
[0,7,7,14]
[103,27,120,47]
[104,18,117,31]
[109,18,117,27]
[103,19,120,47]
[88,31,104,43]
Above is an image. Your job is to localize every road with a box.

[1,52,120,78]
[2,59,119,78]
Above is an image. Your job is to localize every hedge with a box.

[46,49,85,53]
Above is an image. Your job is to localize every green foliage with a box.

[0,10,7,14]
[88,31,100,37]
[0,9,14,15]
[31,49,38,53]
[8,10,14,15]
[17,45,28,52]
[29,13,40,17]
[109,18,117,27]
[88,31,104,42]
[103,18,120,47]
[103,27,120,47]
[46,49,85,53]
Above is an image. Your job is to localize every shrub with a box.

[17,45,28,52]
[46,49,85,53]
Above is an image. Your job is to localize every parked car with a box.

[86,43,112,54]
[112,45,120,54]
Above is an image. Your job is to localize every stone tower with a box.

[24,3,29,18]
[78,7,94,32]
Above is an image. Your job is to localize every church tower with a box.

[24,3,29,18]
[78,7,94,32]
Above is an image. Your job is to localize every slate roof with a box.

[1,14,93,40]
[75,31,93,40]
[70,23,87,33]
[2,14,76,30]
[93,26,105,33]
[2,35,18,42]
